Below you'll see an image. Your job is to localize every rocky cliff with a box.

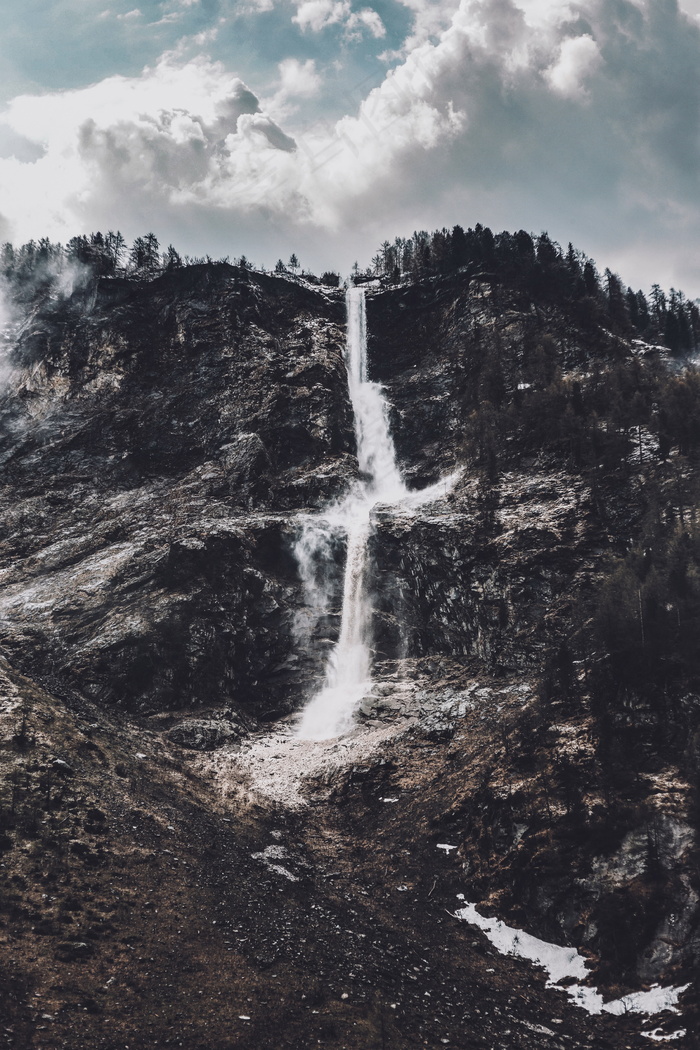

[0,264,355,720]
[0,260,697,1048]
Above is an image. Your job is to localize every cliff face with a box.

[365,274,628,674]
[0,265,354,717]
[0,263,697,1047]
[366,276,604,481]
[0,266,648,717]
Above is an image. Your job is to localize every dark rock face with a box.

[9,264,353,503]
[369,470,595,672]
[0,266,353,717]
[362,274,619,674]
[0,264,662,715]
[0,261,698,1040]
[365,274,618,485]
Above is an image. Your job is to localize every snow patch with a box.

[455,900,688,1018]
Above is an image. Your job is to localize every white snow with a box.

[604,986,690,1016]
[643,1029,687,1042]
[455,899,688,1018]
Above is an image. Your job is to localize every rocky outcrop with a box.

[0,266,353,718]
[0,261,653,728]
[166,717,243,750]
[368,469,599,672]
[0,264,664,716]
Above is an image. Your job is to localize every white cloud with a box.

[382,0,460,58]
[293,0,386,37]
[546,34,601,98]
[232,0,276,12]
[347,8,386,38]
[293,0,350,32]
[0,54,301,238]
[277,58,322,99]
[266,57,323,120]
[0,0,698,294]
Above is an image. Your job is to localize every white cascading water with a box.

[295,286,405,740]
[295,286,455,741]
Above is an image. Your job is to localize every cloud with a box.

[294,0,350,31]
[347,8,386,37]
[546,33,601,98]
[266,58,323,120]
[319,0,700,290]
[0,54,302,234]
[0,0,698,294]
[234,0,276,10]
[382,0,461,57]
[277,58,323,99]
[0,124,45,163]
[293,0,386,37]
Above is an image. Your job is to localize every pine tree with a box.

[129,233,160,276]
[583,260,600,298]
[164,245,182,270]
[451,225,468,268]
[106,231,126,269]
[605,268,628,327]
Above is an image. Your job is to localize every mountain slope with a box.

[0,258,698,1046]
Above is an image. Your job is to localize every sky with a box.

[0,0,699,294]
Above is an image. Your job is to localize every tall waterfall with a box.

[295,286,406,740]
[295,286,456,741]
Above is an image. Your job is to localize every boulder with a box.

[166,718,243,751]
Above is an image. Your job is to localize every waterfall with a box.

[344,286,406,503]
[295,286,455,741]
